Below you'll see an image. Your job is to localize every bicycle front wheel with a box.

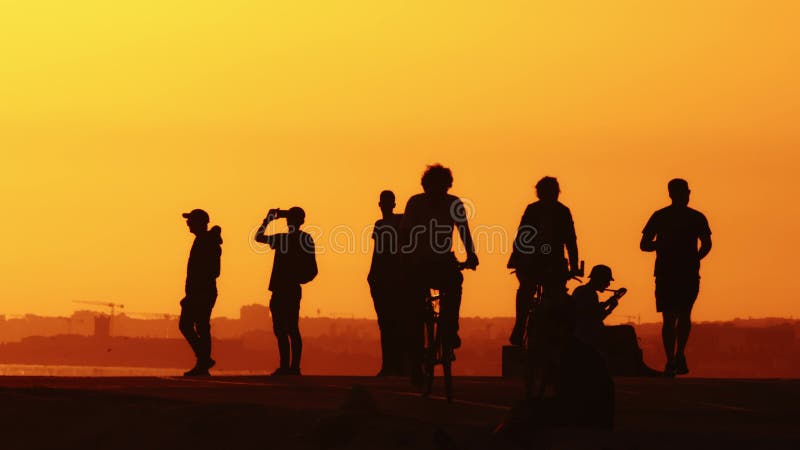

[422,318,436,397]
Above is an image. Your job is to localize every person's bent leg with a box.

[179,302,201,359]
[675,305,694,374]
[439,267,464,348]
[510,272,534,346]
[195,291,216,366]
[675,278,698,374]
[195,311,212,365]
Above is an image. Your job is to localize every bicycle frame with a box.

[421,289,455,402]
[417,257,473,403]
[522,275,583,399]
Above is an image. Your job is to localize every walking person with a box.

[641,179,712,376]
[179,209,222,377]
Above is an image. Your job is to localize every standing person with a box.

[255,207,318,376]
[641,178,712,376]
[179,209,222,377]
[507,176,580,346]
[367,190,406,376]
[400,164,479,382]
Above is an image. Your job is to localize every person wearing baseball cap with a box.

[179,208,223,376]
[254,206,318,376]
[571,264,618,354]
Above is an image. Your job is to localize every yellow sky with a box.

[2,1,799,323]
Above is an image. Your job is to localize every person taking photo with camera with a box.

[255,207,318,376]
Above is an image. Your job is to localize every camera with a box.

[267,208,287,220]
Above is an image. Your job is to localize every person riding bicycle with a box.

[400,164,478,368]
[508,176,580,346]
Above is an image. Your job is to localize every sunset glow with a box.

[2,1,799,324]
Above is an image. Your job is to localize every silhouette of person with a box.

[400,164,479,381]
[367,190,406,376]
[179,209,222,377]
[255,207,318,376]
[508,176,580,346]
[571,265,619,355]
[641,179,712,376]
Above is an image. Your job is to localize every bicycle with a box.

[521,261,584,399]
[421,261,473,403]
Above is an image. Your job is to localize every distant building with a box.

[240,304,270,331]
[94,315,111,339]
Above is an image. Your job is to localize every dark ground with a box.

[0,375,798,450]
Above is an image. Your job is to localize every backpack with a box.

[296,232,318,284]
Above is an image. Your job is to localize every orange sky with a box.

[2,1,799,323]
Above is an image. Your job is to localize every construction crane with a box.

[73,301,125,335]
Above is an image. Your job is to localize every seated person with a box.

[571,264,621,355]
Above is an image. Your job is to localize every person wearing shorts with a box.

[641,179,712,376]
[255,207,317,376]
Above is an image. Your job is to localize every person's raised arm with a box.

[601,298,618,318]
[254,210,277,246]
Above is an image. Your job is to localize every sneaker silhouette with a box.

[183,366,211,377]
[675,355,689,375]
[270,367,291,376]
[664,360,677,378]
